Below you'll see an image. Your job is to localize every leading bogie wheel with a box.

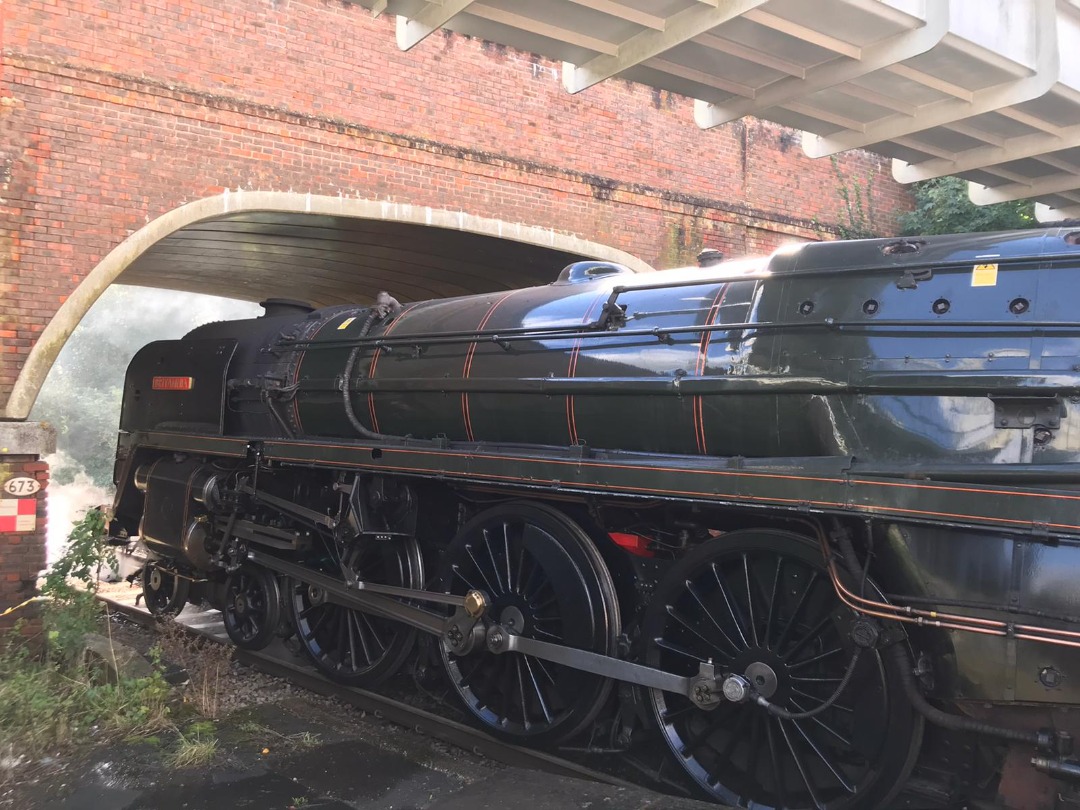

[439,502,620,746]
[644,529,922,810]
[141,560,190,618]
[223,565,282,650]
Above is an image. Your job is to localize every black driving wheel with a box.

[223,566,282,650]
[289,536,423,687]
[440,502,620,746]
[141,560,190,618]
[644,530,922,810]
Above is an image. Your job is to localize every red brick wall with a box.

[0,0,912,411]
[0,458,48,640]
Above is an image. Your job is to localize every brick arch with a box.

[3,191,650,420]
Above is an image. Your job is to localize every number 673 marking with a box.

[3,477,41,496]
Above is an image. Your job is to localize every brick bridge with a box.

[0,0,912,631]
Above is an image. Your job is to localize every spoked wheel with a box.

[289,536,423,687]
[141,560,190,617]
[223,566,282,650]
[644,529,922,810]
[440,502,620,746]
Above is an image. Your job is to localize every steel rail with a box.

[94,594,640,791]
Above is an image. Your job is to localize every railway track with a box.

[96,592,670,795]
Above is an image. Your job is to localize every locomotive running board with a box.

[128,430,1080,541]
[246,548,705,702]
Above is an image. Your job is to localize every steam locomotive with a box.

[111,227,1080,809]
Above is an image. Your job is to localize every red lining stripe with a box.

[291,316,344,435]
[693,284,729,455]
[566,292,609,445]
[259,447,1080,533]
[462,292,517,442]
[367,302,420,434]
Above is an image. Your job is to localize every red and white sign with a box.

[0,498,36,532]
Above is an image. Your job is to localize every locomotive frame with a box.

[110,228,1080,809]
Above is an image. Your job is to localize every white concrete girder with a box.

[396,0,477,51]
[1036,201,1080,220]
[692,32,807,78]
[969,171,1080,205]
[803,0,1060,158]
[892,5,1080,182]
[694,1,946,129]
[894,123,1080,183]
[562,0,665,30]
[561,0,769,95]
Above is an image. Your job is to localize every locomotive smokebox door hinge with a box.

[990,395,1064,429]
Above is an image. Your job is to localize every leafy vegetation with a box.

[830,156,880,240]
[1,511,170,759]
[899,176,1037,236]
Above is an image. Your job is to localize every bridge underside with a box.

[122,211,610,307]
[4,192,650,420]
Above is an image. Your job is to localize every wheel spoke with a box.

[745,710,763,788]
[503,522,516,594]
[791,717,856,794]
[451,563,482,593]
[497,657,513,725]
[482,528,506,594]
[766,718,790,809]
[533,626,565,642]
[359,612,388,653]
[304,605,330,640]
[337,609,353,669]
[683,581,742,656]
[742,553,760,647]
[350,611,373,666]
[515,658,532,730]
[792,686,854,714]
[522,655,554,723]
[441,505,618,743]
[465,543,501,596]
[774,570,820,652]
[789,646,845,671]
[653,637,708,662]
[778,718,825,810]
[513,531,528,596]
[666,603,736,660]
[764,557,783,648]
[457,656,484,688]
[790,697,853,747]
[710,562,749,647]
[784,613,836,662]
[648,535,916,810]
[530,655,558,686]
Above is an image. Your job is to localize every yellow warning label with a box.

[338,317,356,330]
[971,263,998,287]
